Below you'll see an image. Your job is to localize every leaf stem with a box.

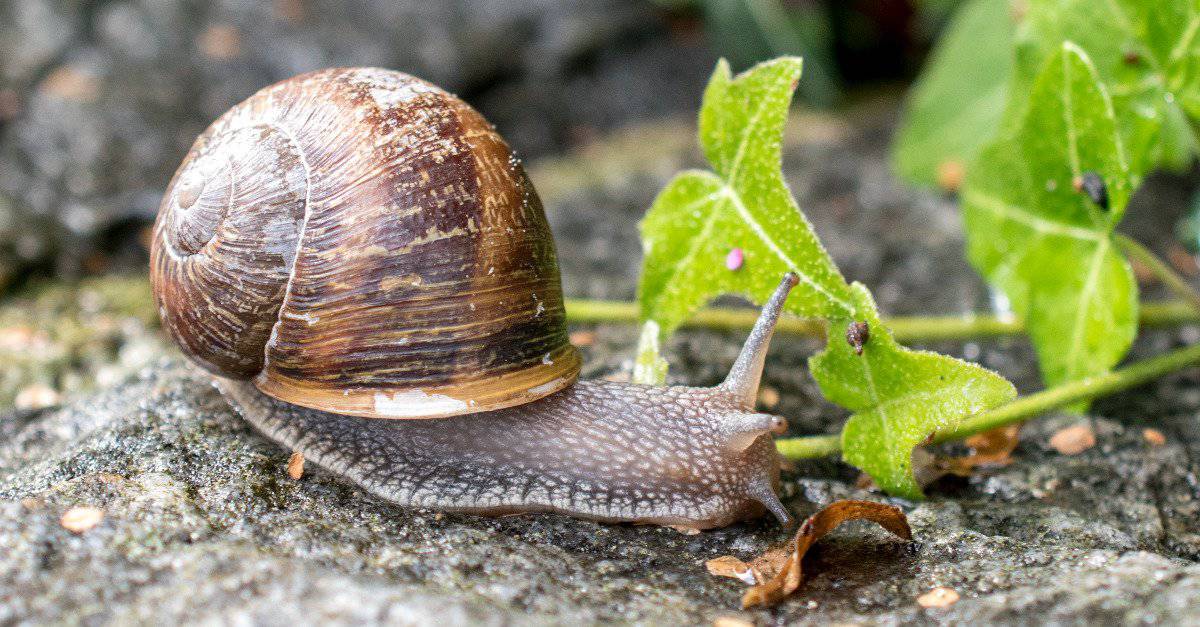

[564,298,1200,342]
[1115,234,1200,312]
[775,341,1200,459]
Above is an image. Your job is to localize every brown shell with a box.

[150,67,580,419]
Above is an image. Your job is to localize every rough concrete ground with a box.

[2,101,1200,624]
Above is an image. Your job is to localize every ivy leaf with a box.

[811,284,1017,499]
[1137,0,1200,120]
[963,43,1137,407]
[639,56,1017,498]
[1012,0,1200,175]
[638,57,854,337]
[892,0,1016,187]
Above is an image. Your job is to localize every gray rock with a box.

[3,356,1200,625]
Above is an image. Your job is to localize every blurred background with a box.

[0,0,955,285]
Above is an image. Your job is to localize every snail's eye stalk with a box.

[724,412,790,453]
[719,273,799,409]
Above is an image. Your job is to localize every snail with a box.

[150,68,798,529]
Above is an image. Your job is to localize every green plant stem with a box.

[774,341,1200,460]
[564,298,1200,342]
[1115,234,1200,312]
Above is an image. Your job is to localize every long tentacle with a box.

[719,273,799,408]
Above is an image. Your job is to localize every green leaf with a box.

[812,284,1017,499]
[1138,0,1200,120]
[892,0,1016,186]
[632,321,669,385]
[638,58,853,336]
[1011,0,1200,175]
[639,56,1017,498]
[963,43,1138,406]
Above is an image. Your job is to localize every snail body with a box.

[152,68,795,529]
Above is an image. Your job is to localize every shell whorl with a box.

[151,68,580,419]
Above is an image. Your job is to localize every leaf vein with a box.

[720,187,853,313]
[964,188,1105,242]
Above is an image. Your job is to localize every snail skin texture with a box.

[151,67,796,529]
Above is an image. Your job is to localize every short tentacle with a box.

[723,412,789,453]
[747,473,793,526]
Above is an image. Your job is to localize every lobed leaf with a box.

[1011,0,1200,175]
[639,57,1017,498]
[811,284,1016,499]
[891,0,1016,187]
[638,57,853,338]
[963,43,1138,407]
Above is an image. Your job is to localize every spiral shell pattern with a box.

[151,68,580,419]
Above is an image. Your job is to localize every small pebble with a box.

[60,506,105,533]
[758,386,780,409]
[917,587,960,608]
[287,451,305,480]
[197,24,243,60]
[725,248,744,271]
[15,384,60,410]
[40,66,100,102]
[936,160,964,192]
[568,330,597,347]
[1049,424,1096,455]
[713,617,754,627]
[1142,428,1167,447]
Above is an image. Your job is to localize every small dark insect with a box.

[1075,170,1109,210]
[846,321,870,355]
[1123,50,1141,65]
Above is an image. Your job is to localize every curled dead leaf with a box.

[943,424,1021,476]
[705,556,759,585]
[708,500,912,608]
[1049,424,1095,455]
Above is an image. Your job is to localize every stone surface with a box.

[2,102,1200,623]
[3,357,1200,625]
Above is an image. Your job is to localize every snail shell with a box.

[150,68,580,419]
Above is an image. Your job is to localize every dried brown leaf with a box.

[730,500,912,608]
[706,556,758,585]
[944,424,1021,476]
